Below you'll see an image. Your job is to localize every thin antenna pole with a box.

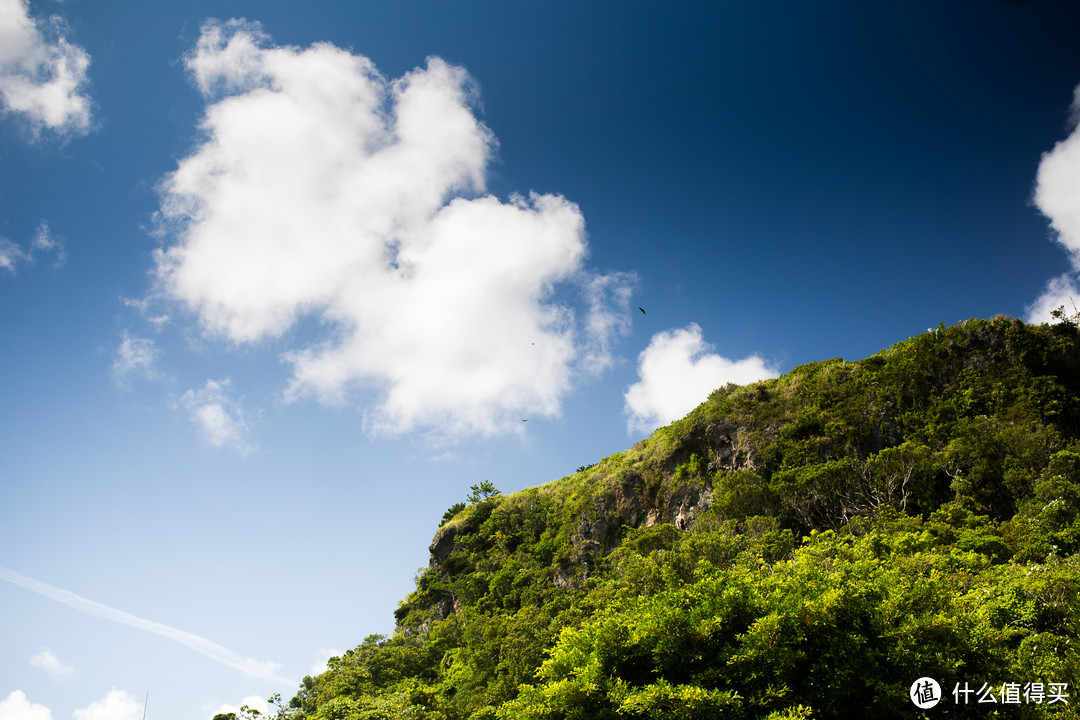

[142,692,148,720]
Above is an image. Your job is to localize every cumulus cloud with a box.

[1027,84,1080,323]
[0,691,51,720]
[112,331,162,387]
[1025,273,1080,324]
[178,378,254,454]
[153,19,633,439]
[29,648,75,681]
[0,0,92,137]
[72,691,140,720]
[625,323,779,434]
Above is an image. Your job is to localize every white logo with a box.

[911,677,942,709]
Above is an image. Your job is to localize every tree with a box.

[440,501,467,526]
[466,481,501,504]
[438,483,501,529]
[1051,299,1080,326]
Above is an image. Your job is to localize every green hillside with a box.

[230,316,1080,719]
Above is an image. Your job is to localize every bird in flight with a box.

[639,307,646,315]
[521,419,528,422]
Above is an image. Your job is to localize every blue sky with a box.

[2,1,1080,718]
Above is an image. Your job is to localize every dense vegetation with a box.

[221,316,1080,719]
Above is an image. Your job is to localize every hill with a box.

[238,316,1080,719]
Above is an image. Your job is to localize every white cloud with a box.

[153,19,633,440]
[30,221,65,267]
[121,297,171,330]
[112,331,162,386]
[0,565,293,686]
[580,271,637,374]
[29,648,75,681]
[0,0,92,137]
[1025,272,1080,324]
[178,378,254,454]
[212,696,270,718]
[0,691,51,720]
[0,236,29,272]
[1028,84,1080,323]
[72,691,140,720]
[1034,85,1080,268]
[0,221,66,274]
[625,323,778,434]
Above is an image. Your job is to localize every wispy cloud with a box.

[625,323,778,434]
[0,221,65,275]
[1026,83,1080,323]
[152,19,633,440]
[29,648,75,681]
[581,271,638,375]
[121,297,171,331]
[112,331,162,387]
[0,565,294,686]
[0,237,30,272]
[0,0,93,138]
[30,221,66,268]
[177,378,255,454]
[0,690,51,720]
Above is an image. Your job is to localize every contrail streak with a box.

[0,565,295,686]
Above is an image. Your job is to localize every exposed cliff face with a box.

[424,524,461,621]
[556,418,769,566]
[547,474,716,589]
[428,521,460,571]
[426,455,722,599]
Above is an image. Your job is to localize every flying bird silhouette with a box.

[639,307,646,315]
